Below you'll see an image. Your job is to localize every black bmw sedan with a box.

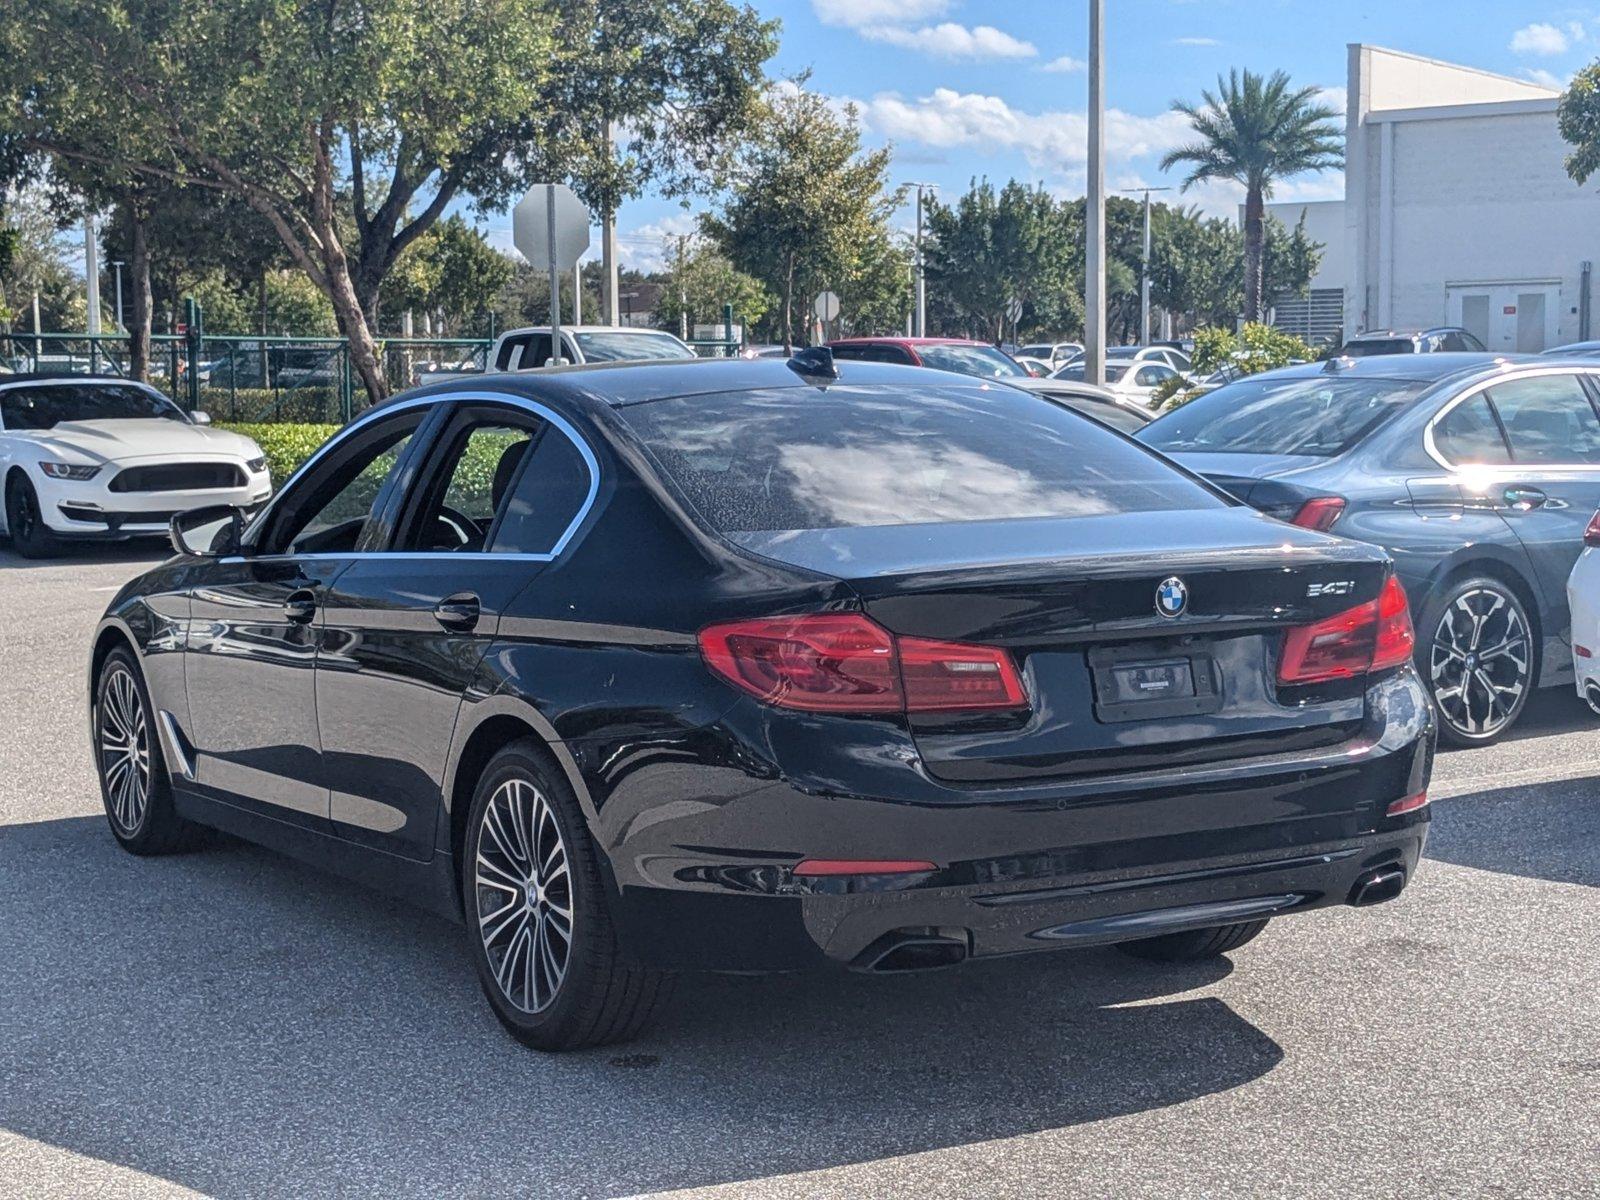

[90,357,1434,1050]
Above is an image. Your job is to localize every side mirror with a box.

[171,505,243,558]
[191,410,212,425]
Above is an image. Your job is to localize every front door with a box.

[1449,283,1561,353]
[184,408,430,827]
[317,399,597,860]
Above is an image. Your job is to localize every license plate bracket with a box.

[1088,645,1222,722]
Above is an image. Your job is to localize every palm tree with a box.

[1161,69,1342,323]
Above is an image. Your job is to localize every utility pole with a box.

[676,235,689,341]
[84,215,102,336]
[1120,186,1171,345]
[1084,0,1106,385]
[110,260,126,333]
[573,263,583,326]
[601,121,620,326]
[906,182,936,337]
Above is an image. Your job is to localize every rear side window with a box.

[1485,374,1600,464]
[617,383,1221,533]
[1432,395,1510,465]
[489,426,593,554]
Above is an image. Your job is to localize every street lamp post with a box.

[905,182,937,337]
[1119,187,1170,345]
[110,260,126,333]
[1084,0,1105,385]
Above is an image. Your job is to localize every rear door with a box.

[316,398,597,860]
[1476,371,1600,638]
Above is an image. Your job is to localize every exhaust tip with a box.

[1584,682,1600,717]
[1348,866,1406,907]
[854,930,969,972]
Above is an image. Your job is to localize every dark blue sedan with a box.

[1140,353,1600,746]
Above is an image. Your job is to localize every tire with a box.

[5,473,57,558]
[1418,574,1534,748]
[462,740,673,1051]
[1115,919,1269,963]
[93,647,197,855]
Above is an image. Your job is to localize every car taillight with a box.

[1585,509,1600,547]
[698,613,1027,714]
[1278,575,1415,684]
[1289,496,1346,531]
[1386,791,1428,817]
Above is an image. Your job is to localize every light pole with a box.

[1119,187,1170,345]
[110,260,126,333]
[1084,0,1105,384]
[906,182,937,337]
[84,215,102,336]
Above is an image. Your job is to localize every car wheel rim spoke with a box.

[98,667,151,833]
[475,777,571,1014]
[1430,588,1527,737]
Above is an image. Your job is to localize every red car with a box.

[827,337,1033,381]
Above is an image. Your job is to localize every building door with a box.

[1448,284,1560,353]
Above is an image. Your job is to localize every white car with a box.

[0,376,272,557]
[1017,341,1084,368]
[1047,359,1181,404]
[1567,515,1600,713]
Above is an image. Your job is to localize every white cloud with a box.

[613,214,697,273]
[1510,22,1575,56]
[1172,36,1220,47]
[1040,54,1085,73]
[1316,85,1348,117]
[1524,67,1569,90]
[811,0,950,26]
[855,87,1194,172]
[866,22,1036,59]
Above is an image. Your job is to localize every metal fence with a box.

[2,307,743,424]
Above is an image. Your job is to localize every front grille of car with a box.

[108,463,247,493]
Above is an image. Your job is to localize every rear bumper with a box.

[592,669,1436,973]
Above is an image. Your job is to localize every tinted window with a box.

[406,420,537,551]
[490,426,593,554]
[1432,395,1510,465]
[1486,374,1600,464]
[1341,338,1416,357]
[1139,375,1427,457]
[832,344,912,364]
[573,331,696,362]
[1,382,187,429]
[619,383,1220,533]
[915,344,1028,379]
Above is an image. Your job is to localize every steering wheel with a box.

[431,504,484,550]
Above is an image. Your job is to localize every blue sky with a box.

[493,1,1598,271]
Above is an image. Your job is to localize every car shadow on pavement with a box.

[1426,775,1600,888]
[0,816,1283,1198]
[0,540,168,571]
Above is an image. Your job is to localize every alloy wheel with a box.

[9,481,37,543]
[1429,586,1529,740]
[98,666,151,834]
[474,777,573,1014]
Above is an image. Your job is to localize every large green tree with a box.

[1161,69,1341,323]
[1558,64,1600,184]
[383,215,514,337]
[703,82,903,351]
[4,0,773,404]
[656,240,772,339]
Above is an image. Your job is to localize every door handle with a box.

[283,588,318,624]
[1502,485,1548,512]
[433,592,481,632]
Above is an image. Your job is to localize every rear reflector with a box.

[1289,496,1346,532]
[1386,791,1428,817]
[793,859,938,877]
[699,613,1026,714]
[1578,645,1593,659]
[1279,575,1415,684]
[1586,510,1600,548]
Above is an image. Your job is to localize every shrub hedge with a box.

[219,422,339,483]
[200,387,342,423]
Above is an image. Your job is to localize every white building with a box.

[1343,45,1597,351]
[1262,198,1347,345]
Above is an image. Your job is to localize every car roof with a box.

[0,373,152,389]
[399,355,1022,410]
[1345,327,1467,340]
[1234,352,1555,387]
[827,336,994,348]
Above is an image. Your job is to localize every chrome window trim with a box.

[1423,365,1600,471]
[232,389,600,563]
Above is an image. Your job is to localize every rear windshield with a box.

[1341,338,1415,357]
[1138,375,1426,457]
[618,383,1221,533]
[1,382,188,429]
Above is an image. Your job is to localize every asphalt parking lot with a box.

[0,545,1595,1200]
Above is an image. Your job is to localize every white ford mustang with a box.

[0,376,271,557]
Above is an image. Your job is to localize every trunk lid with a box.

[729,508,1390,783]
[1163,450,1337,521]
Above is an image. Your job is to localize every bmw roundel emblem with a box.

[1156,576,1188,618]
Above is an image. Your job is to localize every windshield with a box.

[572,331,697,362]
[1341,338,1416,357]
[917,343,1028,379]
[0,382,189,430]
[1053,363,1130,383]
[618,382,1219,533]
[1137,374,1427,457]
